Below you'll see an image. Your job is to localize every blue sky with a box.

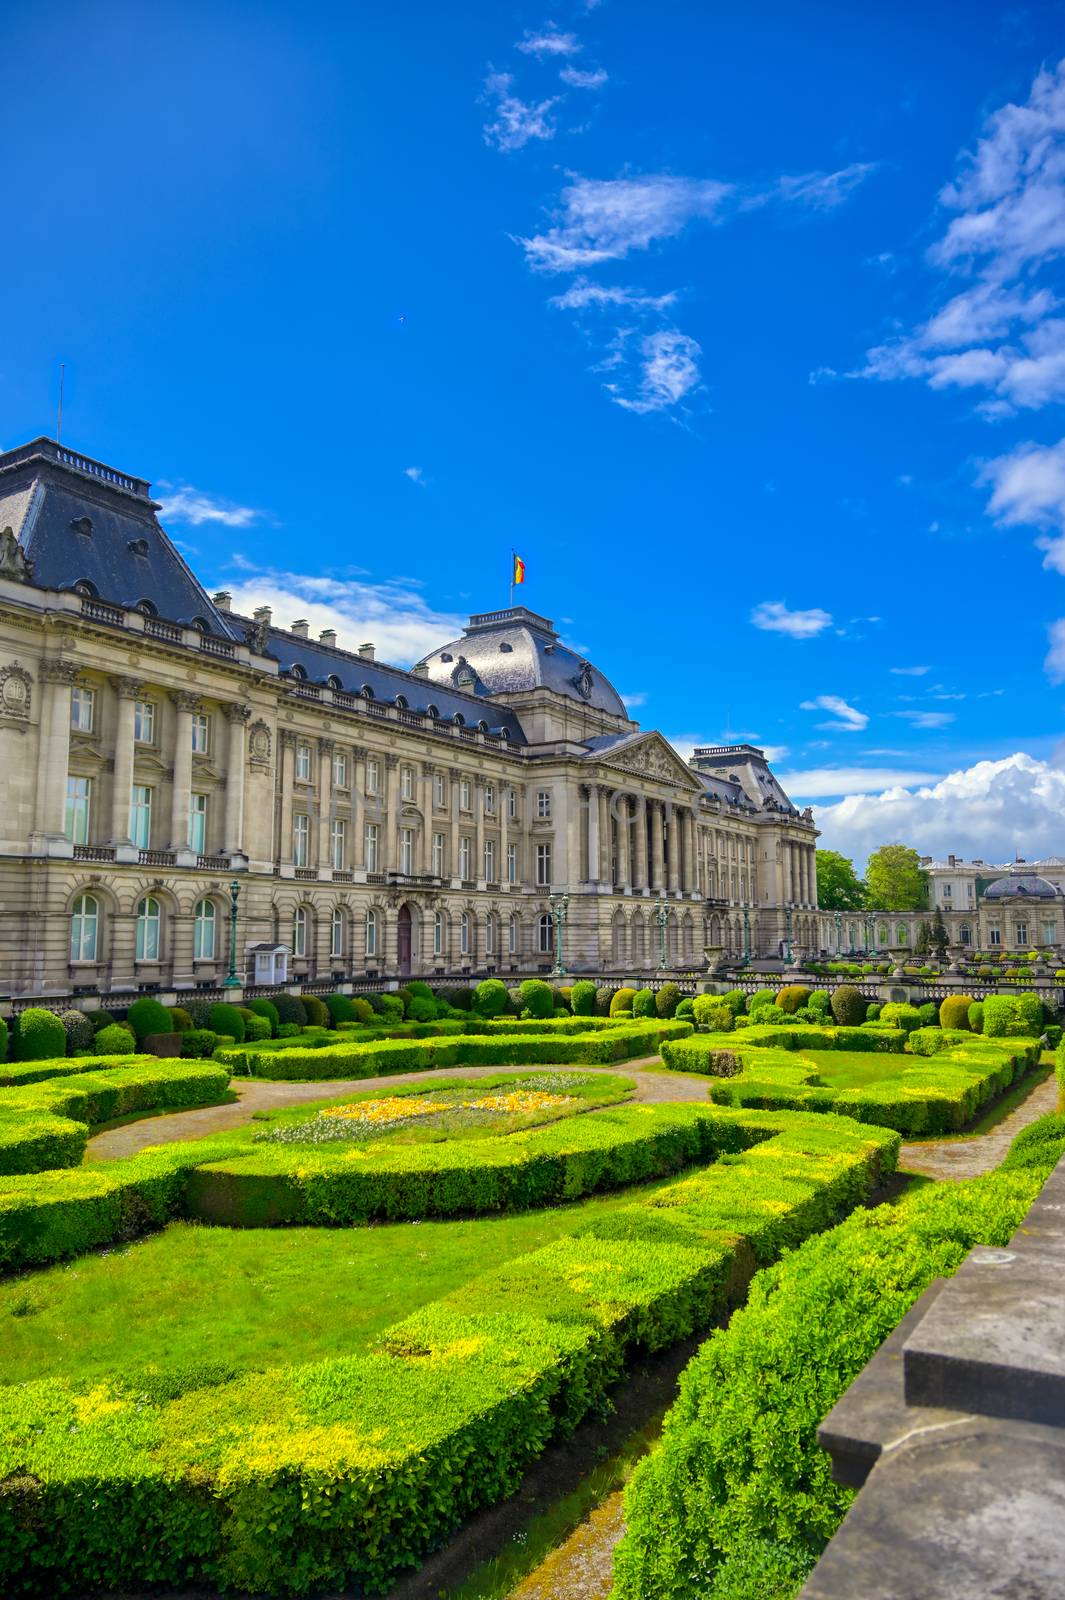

[5,0,1065,866]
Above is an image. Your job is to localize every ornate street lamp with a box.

[548,892,570,977]
[783,904,793,964]
[834,909,843,957]
[653,897,669,970]
[223,878,241,989]
[742,901,751,968]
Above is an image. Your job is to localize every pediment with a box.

[594,734,701,790]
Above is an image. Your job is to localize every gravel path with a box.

[86,1057,705,1161]
[898,1072,1059,1181]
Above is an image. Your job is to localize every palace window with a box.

[193,898,217,960]
[295,742,311,782]
[1015,923,1028,948]
[293,814,310,868]
[70,686,94,732]
[400,827,414,875]
[330,818,347,871]
[989,927,1001,947]
[484,783,495,814]
[507,842,518,884]
[331,908,345,959]
[70,894,99,963]
[135,895,161,961]
[507,787,516,820]
[459,837,472,879]
[538,912,553,954]
[1043,921,1057,946]
[485,915,496,954]
[366,758,380,796]
[433,910,444,956]
[191,713,210,754]
[460,777,471,811]
[292,905,307,957]
[133,699,155,744]
[333,749,348,788]
[460,912,470,956]
[130,785,152,849]
[401,765,414,800]
[536,843,552,886]
[434,772,446,808]
[431,832,445,876]
[483,838,495,881]
[65,776,91,845]
[509,914,518,955]
[364,822,379,871]
[536,790,551,819]
[366,907,378,958]
[188,794,207,854]
[959,923,972,946]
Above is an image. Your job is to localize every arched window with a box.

[135,598,157,616]
[538,912,553,954]
[292,905,307,957]
[366,907,378,958]
[135,895,161,961]
[193,898,216,960]
[290,664,307,680]
[509,914,518,955]
[485,914,496,955]
[878,923,889,946]
[896,924,909,946]
[433,909,444,957]
[70,894,99,962]
[331,908,345,959]
[326,675,342,691]
[959,923,972,946]
[426,704,439,719]
[460,911,470,956]
[395,694,408,709]
[453,713,465,726]
[360,685,375,699]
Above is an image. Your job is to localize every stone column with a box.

[616,793,631,889]
[169,691,199,863]
[809,844,817,907]
[110,676,142,850]
[650,800,665,892]
[383,755,398,872]
[682,810,695,893]
[598,786,611,884]
[449,768,461,883]
[351,745,366,867]
[586,784,600,883]
[474,776,485,884]
[420,763,434,872]
[223,703,251,863]
[500,780,509,887]
[633,796,648,892]
[666,803,680,893]
[36,659,78,849]
[278,731,296,866]
[316,736,334,874]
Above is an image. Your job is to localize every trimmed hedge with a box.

[126,997,171,1043]
[208,1002,245,1044]
[16,1008,65,1061]
[612,1118,1060,1600]
[0,1106,897,1595]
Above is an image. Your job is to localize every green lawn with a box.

[797,1050,918,1089]
[0,1176,676,1389]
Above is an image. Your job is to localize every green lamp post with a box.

[549,892,570,977]
[653,897,669,970]
[223,878,241,989]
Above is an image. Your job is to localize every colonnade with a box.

[583,785,701,895]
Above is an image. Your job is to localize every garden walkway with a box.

[86,1058,702,1161]
[898,1072,1059,1181]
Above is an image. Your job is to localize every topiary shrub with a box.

[676,998,695,1021]
[775,985,811,1015]
[655,982,682,1019]
[0,1015,7,1062]
[633,988,656,1019]
[406,981,434,1002]
[808,990,831,1017]
[302,996,330,1029]
[247,998,280,1036]
[277,1022,301,1038]
[968,1001,985,1034]
[353,998,374,1023]
[449,988,473,1012]
[1015,992,1045,1034]
[748,988,776,1015]
[474,978,510,1018]
[240,1013,271,1042]
[59,1009,93,1054]
[17,1007,66,1061]
[395,988,414,1017]
[917,1002,938,1027]
[595,986,617,1017]
[984,996,1038,1038]
[274,995,308,1028]
[571,980,597,1016]
[209,1002,245,1044]
[377,994,404,1022]
[693,996,734,1031]
[94,1023,136,1056]
[126,997,172,1043]
[939,995,974,1031]
[409,997,437,1023]
[879,1002,921,1032]
[865,1002,881,1023]
[325,994,357,1026]
[181,1029,219,1059]
[183,997,214,1029]
[721,990,747,1017]
[169,1007,194,1033]
[86,1009,115,1034]
[830,985,866,1027]
[610,987,637,1017]
[519,979,554,1019]
[749,1003,789,1025]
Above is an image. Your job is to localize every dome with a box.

[982,874,1062,901]
[416,606,628,718]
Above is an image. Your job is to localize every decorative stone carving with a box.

[248,720,272,765]
[169,689,201,713]
[572,661,594,700]
[38,658,78,685]
[111,675,144,700]
[0,661,32,718]
[224,702,252,724]
[0,527,33,583]
[245,614,271,654]
[385,753,399,769]
[318,736,335,757]
[603,736,694,787]
[279,730,298,752]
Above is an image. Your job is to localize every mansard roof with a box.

[0,438,239,641]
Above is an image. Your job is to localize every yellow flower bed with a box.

[322,1097,450,1125]
[468,1091,575,1115]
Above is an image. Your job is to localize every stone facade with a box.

[0,437,819,999]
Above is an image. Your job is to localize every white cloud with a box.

[517,174,734,273]
[621,691,647,708]
[892,708,956,729]
[800,694,869,731]
[1045,618,1065,680]
[606,328,702,413]
[547,277,677,312]
[221,564,464,666]
[812,752,1065,869]
[890,664,930,675]
[156,484,260,528]
[751,599,833,638]
[980,434,1065,573]
[516,24,582,57]
[560,65,608,89]
[482,72,558,152]
[779,765,940,798]
[403,466,426,486]
[774,162,878,210]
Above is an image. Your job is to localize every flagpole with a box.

[509,548,514,608]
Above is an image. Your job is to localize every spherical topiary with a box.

[95,1023,136,1056]
[808,990,831,1017]
[58,1009,93,1054]
[879,1002,921,1032]
[474,978,510,1018]
[248,998,280,1035]
[274,994,308,1028]
[209,1002,245,1043]
[1015,992,1045,1034]
[968,1000,985,1033]
[409,997,437,1023]
[302,996,330,1029]
[865,1002,882,1022]
[750,1003,789,1025]
[830,984,866,1027]
[17,1007,66,1061]
[184,996,214,1029]
[655,982,682,1019]
[353,998,374,1023]
[721,990,747,1017]
[633,987,656,1018]
[181,1029,219,1058]
[449,988,473,1012]
[775,985,811,1015]
[168,1007,194,1033]
[693,995,734,1031]
[595,986,617,1017]
[87,1009,116,1034]
[325,994,357,1025]
[917,1002,938,1026]
[519,979,554,1019]
[939,995,974,1032]
[406,981,434,1002]
[610,987,636,1017]
[241,1013,271,1042]
[748,988,776,1015]
[571,980,597,1016]
[127,997,172,1043]
[377,994,404,1021]
[675,998,695,1021]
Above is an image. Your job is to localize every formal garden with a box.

[0,972,1062,1596]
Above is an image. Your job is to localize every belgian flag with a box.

[512,552,526,586]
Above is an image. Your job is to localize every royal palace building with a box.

[0,437,820,1000]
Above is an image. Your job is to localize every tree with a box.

[815,850,865,910]
[930,906,949,959]
[914,920,930,956]
[864,844,928,911]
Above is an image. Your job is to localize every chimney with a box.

[252,605,272,626]
[358,642,375,661]
[290,619,309,639]
[410,663,428,679]
[948,854,956,867]
[212,590,232,613]
[319,628,337,647]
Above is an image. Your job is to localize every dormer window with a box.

[128,538,149,557]
[395,694,408,709]
[426,704,439,718]
[135,599,157,616]
[360,685,374,699]
[191,616,209,632]
[71,516,93,536]
[499,642,513,653]
[290,664,307,680]
[326,675,342,690]
[73,579,97,597]
[440,652,453,663]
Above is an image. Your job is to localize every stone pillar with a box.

[316,736,334,874]
[383,755,398,872]
[279,731,296,866]
[449,768,461,883]
[809,844,817,907]
[36,659,78,850]
[666,803,680,893]
[598,786,611,884]
[474,776,485,883]
[169,691,199,863]
[586,784,600,883]
[420,763,434,872]
[633,797,649,892]
[222,703,251,863]
[110,676,142,851]
[500,779,510,886]
[682,810,695,893]
[617,793,631,889]
[351,745,366,867]
[650,800,665,892]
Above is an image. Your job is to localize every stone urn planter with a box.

[703,945,725,977]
